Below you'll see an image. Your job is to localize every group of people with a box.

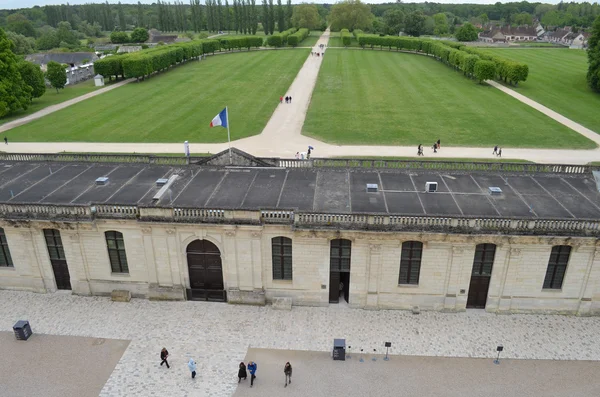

[295,145,314,160]
[280,95,293,104]
[493,145,503,157]
[160,348,292,388]
[310,51,325,57]
[416,140,504,158]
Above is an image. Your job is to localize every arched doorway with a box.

[186,239,226,302]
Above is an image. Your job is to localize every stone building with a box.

[0,151,599,316]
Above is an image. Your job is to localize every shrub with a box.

[267,35,282,47]
[280,28,297,45]
[130,28,149,43]
[287,28,309,47]
[110,31,129,44]
[474,60,496,83]
[340,28,352,46]
[93,55,124,80]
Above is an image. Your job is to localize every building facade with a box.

[0,152,599,316]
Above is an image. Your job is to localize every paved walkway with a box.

[0,78,133,134]
[1,290,599,396]
[2,31,599,165]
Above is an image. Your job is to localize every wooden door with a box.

[186,240,225,301]
[44,229,71,290]
[466,244,496,309]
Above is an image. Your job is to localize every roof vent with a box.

[425,182,438,193]
[95,177,109,185]
[156,178,169,187]
[366,183,378,193]
[488,187,503,195]
[152,175,179,202]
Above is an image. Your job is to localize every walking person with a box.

[285,96,289,103]
[248,361,257,387]
[295,152,300,159]
[433,142,437,153]
[238,362,247,383]
[3,136,7,145]
[417,144,423,156]
[436,139,441,149]
[280,96,283,104]
[160,348,170,368]
[289,96,292,103]
[498,148,502,157]
[188,358,197,379]
[284,362,292,387]
[493,145,498,155]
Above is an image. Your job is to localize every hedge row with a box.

[340,29,352,47]
[266,34,282,47]
[94,39,219,80]
[280,28,297,44]
[352,29,363,38]
[355,34,528,85]
[287,28,309,47]
[219,36,264,51]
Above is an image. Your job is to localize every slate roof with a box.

[1,161,600,220]
[25,52,99,65]
[480,26,538,39]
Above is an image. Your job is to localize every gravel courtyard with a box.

[1,290,599,396]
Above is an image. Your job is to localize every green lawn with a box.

[10,50,309,143]
[298,31,322,47]
[328,32,359,47]
[480,48,600,134]
[0,80,105,126]
[303,49,594,149]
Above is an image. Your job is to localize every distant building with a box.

[117,45,142,54]
[479,26,538,43]
[148,29,178,44]
[547,28,590,48]
[25,52,99,71]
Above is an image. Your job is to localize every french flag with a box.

[210,108,228,128]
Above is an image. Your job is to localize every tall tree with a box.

[137,1,145,27]
[268,0,275,35]
[6,14,36,37]
[216,0,223,31]
[262,0,269,35]
[291,4,320,30]
[207,0,214,32]
[383,9,404,36]
[277,0,285,32]
[433,13,448,35]
[46,61,67,94]
[587,15,600,92]
[329,0,373,31]
[118,1,127,31]
[250,0,258,34]
[286,0,293,30]
[6,31,35,55]
[225,0,231,32]
[455,22,478,41]
[0,28,32,117]
[18,61,46,101]
[404,10,426,37]
[233,0,240,33]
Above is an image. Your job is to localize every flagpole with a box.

[226,106,231,165]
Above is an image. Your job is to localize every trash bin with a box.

[13,320,32,341]
[333,338,346,361]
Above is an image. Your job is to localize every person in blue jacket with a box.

[247,361,257,387]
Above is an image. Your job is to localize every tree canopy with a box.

[18,61,46,100]
[0,28,32,118]
[291,4,321,30]
[46,61,67,93]
[455,22,479,42]
[588,15,600,92]
[329,0,373,32]
[383,9,404,36]
[404,10,426,37]
[130,27,149,43]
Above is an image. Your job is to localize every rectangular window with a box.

[0,228,14,267]
[44,229,66,260]
[105,231,129,274]
[330,239,351,272]
[272,237,292,280]
[399,241,423,285]
[472,244,496,276]
[543,245,571,289]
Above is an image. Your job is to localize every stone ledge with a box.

[111,290,131,302]
[272,297,292,310]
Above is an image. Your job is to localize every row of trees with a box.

[354,34,529,85]
[588,16,600,92]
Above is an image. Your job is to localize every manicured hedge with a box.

[280,28,297,45]
[354,34,528,85]
[93,55,125,80]
[220,37,264,51]
[474,60,496,83]
[266,34,282,47]
[340,29,352,47]
[287,28,309,47]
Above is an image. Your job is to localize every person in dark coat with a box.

[493,145,498,155]
[498,148,502,157]
[289,96,292,103]
[3,136,7,145]
[436,139,441,149]
[284,362,292,387]
[160,347,170,368]
[238,362,247,383]
[285,96,289,103]
[248,361,257,387]
[432,142,437,153]
[417,144,423,156]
